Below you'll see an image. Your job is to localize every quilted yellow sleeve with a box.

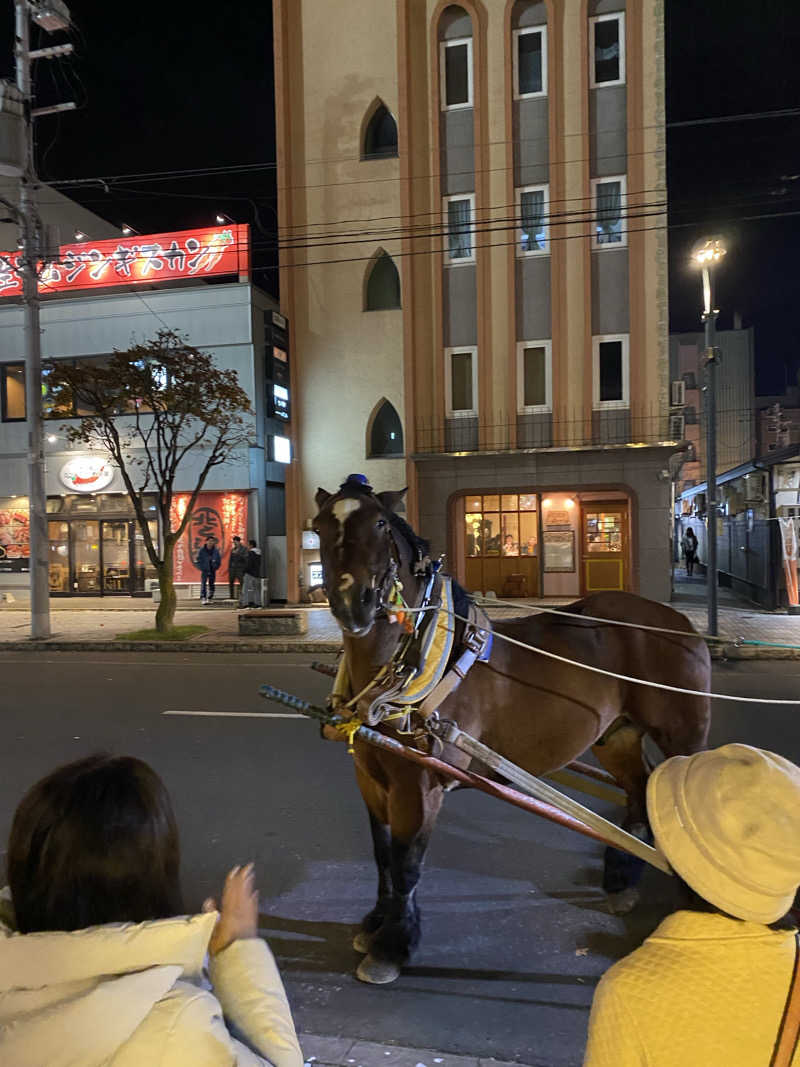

[583,972,647,1067]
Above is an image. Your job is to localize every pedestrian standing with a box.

[196,536,221,604]
[681,526,698,577]
[240,539,262,608]
[584,744,800,1067]
[228,535,248,601]
[0,754,303,1067]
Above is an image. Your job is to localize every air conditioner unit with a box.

[668,414,685,440]
[670,380,686,407]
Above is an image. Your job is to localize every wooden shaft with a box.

[356,726,637,853]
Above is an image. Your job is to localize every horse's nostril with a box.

[361,587,374,607]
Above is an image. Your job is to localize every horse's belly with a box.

[447,670,619,777]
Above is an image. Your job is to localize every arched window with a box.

[364,250,401,311]
[368,398,404,457]
[363,103,398,159]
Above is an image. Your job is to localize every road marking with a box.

[163,710,305,719]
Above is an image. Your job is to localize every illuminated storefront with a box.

[0,224,292,599]
[455,488,632,598]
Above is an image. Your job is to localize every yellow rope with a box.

[332,709,416,754]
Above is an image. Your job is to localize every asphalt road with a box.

[1,652,799,1067]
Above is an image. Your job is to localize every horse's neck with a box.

[345,564,422,691]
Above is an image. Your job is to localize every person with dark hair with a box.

[229,535,249,601]
[584,744,800,1066]
[197,535,221,604]
[681,525,698,577]
[240,538,263,608]
[0,754,303,1067]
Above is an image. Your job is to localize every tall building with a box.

[669,324,756,496]
[274,0,676,602]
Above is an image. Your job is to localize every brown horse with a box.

[313,478,711,984]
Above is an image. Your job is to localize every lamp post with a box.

[692,236,726,637]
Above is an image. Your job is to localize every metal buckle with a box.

[464,627,487,655]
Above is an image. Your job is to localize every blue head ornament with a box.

[340,473,373,494]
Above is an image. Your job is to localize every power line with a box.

[45,104,800,190]
[8,202,800,287]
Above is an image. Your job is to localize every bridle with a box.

[323,492,431,626]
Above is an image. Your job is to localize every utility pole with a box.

[14,0,73,639]
[692,236,727,639]
[703,285,719,637]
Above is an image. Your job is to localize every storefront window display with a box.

[0,497,30,573]
[46,493,159,596]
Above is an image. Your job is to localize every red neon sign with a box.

[0,224,250,298]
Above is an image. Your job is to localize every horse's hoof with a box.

[607,887,640,915]
[356,954,402,984]
[352,929,373,953]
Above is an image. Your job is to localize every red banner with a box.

[0,224,250,298]
[170,491,249,583]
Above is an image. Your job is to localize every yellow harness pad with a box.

[393,575,456,705]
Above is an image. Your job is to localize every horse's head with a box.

[314,478,409,637]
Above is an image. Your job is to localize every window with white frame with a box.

[590,13,625,88]
[443,194,475,264]
[592,175,626,248]
[517,341,552,412]
[593,334,629,409]
[446,346,478,416]
[440,38,473,110]
[513,26,547,98]
[516,184,549,255]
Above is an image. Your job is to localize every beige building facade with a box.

[274,0,677,602]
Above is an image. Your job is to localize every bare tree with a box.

[46,330,253,633]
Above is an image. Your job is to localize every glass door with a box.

[132,521,159,594]
[581,504,628,592]
[48,521,70,594]
[73,520,101,593]
[101,521,131,594]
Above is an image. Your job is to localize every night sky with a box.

[2,0,798,393]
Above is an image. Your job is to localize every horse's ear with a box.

[376,488,407,513]
[315,488,333,509]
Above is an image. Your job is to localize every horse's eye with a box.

[376,518,387,529]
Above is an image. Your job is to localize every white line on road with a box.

[163,710,305,719]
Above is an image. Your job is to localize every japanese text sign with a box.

[0,224,250,298]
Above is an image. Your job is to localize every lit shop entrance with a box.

[47,494,158,596]
[457,491,630,598]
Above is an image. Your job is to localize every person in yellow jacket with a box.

[0,753,304,1067]
[584,743,800,1067]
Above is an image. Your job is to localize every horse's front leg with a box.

[353,811,392,953]
[354,764,392,952]
[357,766,443,985]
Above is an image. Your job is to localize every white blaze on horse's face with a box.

[332,497,362,548]
[318,493,386,637]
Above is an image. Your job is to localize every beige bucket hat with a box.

[647,743,800,924]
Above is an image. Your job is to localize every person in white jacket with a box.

[0,753,304,1067]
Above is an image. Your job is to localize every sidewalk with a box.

[1,593,799,657]
[299,1033,528,1067]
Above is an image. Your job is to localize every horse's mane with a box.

[388,508,473,615]
[387,511,430,561]
[336,480,472,610]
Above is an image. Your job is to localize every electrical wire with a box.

[46,104,800,191]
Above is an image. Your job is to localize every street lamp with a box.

[691,236,727,636]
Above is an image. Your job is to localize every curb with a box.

[709,644,800,661]
[0,640,343,654]
[0,638,795,659]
